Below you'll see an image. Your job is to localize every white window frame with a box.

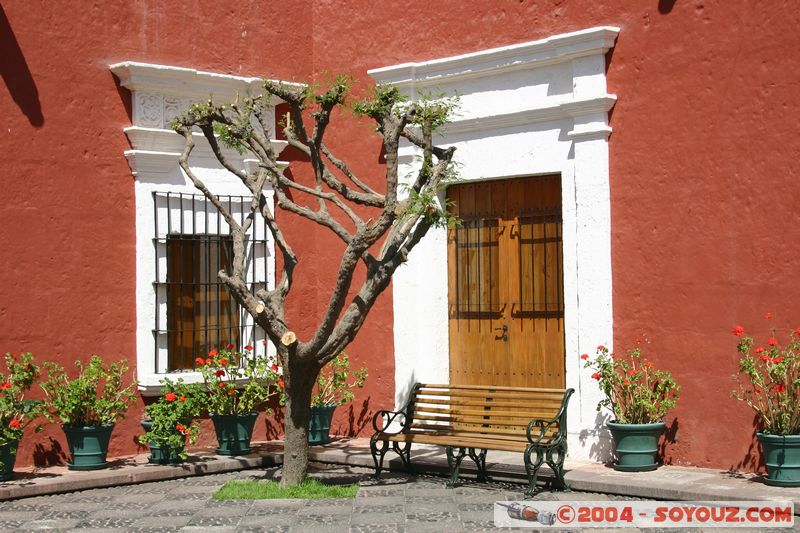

[110,62,290,394]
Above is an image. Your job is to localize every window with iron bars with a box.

[152,192,271,372]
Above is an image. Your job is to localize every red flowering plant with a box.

[731,315,800,435]
[196,344,283,415]
[139,377,203,458]
[583,342,680,424]
[310,352,367,408]
[0,352,43,450]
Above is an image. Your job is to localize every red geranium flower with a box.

[760,354,770,362]
[764,312,773,319]
[219,358,229,366]
[209,349,219,357]
[643,361,654,368]
[597,345,606,351]
[580,354,589,360]
[226,343,234,350]
[245,345,253,351]
[164,392,177,402]
[270,364,279,372]
[767,338,778,346]
[218,382,227,388]
[591,372,601,380]
[731,326,745,337]
[754,347,764,354]
[205,358,212,365]
[215,369,225,377]
[179,395,186,402]
[8,419,20,429]
[774,384,786,394]
[195,357,205,365]
[278,379,285,388]
[622,380,630,386]
[794,327,800,336]
[755,386,762,393]
[773,356,783,363]
[627,369,637,375]
[0,383,10,390]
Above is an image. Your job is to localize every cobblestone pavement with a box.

[0,466,796,532]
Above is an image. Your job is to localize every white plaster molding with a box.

[374,26,618,465]
[441,95,617,135]
[110,62,303,104]
[123,150,182,176]
[369,26,619,88]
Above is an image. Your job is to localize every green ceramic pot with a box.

[309,404,337,445]
[607,421,665,472]
[757,433,800,487]
[62,424,115,471]
[140,419,187,464]
[0,440,19,481]
[211,413,257,455]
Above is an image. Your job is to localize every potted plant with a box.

[197,344,281,455]
[583,341,680,471]
[732,317,800,486]
[0,352,42,481]
[139,377,202,464]
[40,356,137,470]
[309,352,367,445]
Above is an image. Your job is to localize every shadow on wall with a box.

[658,418,679,464]
[0,5,44,127]
[578,412,614,463]
[658,0,678,14]
[33,437,67,468]
[732,416,765,474]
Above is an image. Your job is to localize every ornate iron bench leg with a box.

[445,446,467,488]
[393,441,414,474]
[523,444,545,498]
[468,448,488,482]
[546,444,571,491]
[370,437,389,478]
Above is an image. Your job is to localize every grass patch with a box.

[213,478,359,500]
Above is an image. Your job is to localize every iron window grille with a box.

[152,192,271,373]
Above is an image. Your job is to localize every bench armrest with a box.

[526,416,560,444]
[372,409,409,434]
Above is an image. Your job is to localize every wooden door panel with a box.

[448,176,565,388]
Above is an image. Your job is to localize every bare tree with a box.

[173,77,458,486]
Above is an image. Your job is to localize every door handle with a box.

[495,325,508,332]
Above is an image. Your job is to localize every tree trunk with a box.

[280,354,318,487]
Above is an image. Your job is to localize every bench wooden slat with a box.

[413,406,560,421]
[411,397,562,410]
[416,388,567,401]
[411,412,559,428]
[419,383,569,394]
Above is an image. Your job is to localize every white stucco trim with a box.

[370,26,619,463]
[111,62,291,394]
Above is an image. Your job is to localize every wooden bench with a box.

[370,383,574,496]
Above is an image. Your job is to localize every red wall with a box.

[2,0,800,471]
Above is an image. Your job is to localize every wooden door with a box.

[447,175,565,388]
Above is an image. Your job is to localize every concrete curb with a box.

[1,439,799,516]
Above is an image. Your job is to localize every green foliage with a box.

[311,353,367,407]
[196,345,283,415]
[139,378,204,460]
[731,319,800,435]
[353,85,406,119]
[583,341,680,424]
[40,356,137,427]
[0,352,43,448]
[213,478,358,500]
